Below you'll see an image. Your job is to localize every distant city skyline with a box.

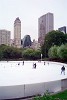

[0,0,67,41]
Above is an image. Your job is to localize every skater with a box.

[48,62,49,65]
[33,63,36,69]
[23,61,24,65]
[44,61,45,65]
[18,62,20,65]
[34,63,36,69]
[61,65,65,75]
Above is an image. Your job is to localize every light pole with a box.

[41,53,42,61]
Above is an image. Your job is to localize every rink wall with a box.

[0,79,67,100]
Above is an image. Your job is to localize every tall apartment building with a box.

[38,12,54,45]
[0,30,11,46]
[14,17,21,48]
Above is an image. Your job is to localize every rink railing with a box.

[0,78,67,99]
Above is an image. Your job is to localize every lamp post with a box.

[41,53,42,61]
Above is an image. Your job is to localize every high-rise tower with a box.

[14,17,21,48]
[38,13,54,45]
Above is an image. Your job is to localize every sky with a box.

[0,0,67,41]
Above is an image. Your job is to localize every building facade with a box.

[31,39,40,50]
[58,26,66,34]
[0,30,11,46]
[14,17,21,48]
[38,13,54,45]
[22,35,32,48]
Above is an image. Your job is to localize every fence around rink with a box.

[0,79,67,99]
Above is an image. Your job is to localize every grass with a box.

[33,90,67,100]
[52,90,67,100]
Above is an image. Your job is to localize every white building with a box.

[31,39,40,50]
[0,29,11,46]
[14,17,21,48]
[10,39,14,46]
[38,12,54,45]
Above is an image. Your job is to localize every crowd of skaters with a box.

[1,60,66,75]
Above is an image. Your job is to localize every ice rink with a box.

[0,61,67,86]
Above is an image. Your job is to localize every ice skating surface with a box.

[0,61,67,86]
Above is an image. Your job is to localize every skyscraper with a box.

[14,17,21,48]
[38,13,54,45]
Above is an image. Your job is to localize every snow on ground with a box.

[0,61,67,86]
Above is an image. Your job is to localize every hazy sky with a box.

[0,0,67,41]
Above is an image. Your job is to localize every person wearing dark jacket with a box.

[61,66,65,75]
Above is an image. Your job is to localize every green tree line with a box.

[48,44,67,60]
[0,45,41,60]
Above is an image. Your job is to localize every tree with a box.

[22,48,34,59]
[0,44,8,59]
[48,45,59,58]
[22,48,41,60]
[0,45,23,60]
[57,44,67,59]
[33,50,41,59]
[41,30,67,57]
